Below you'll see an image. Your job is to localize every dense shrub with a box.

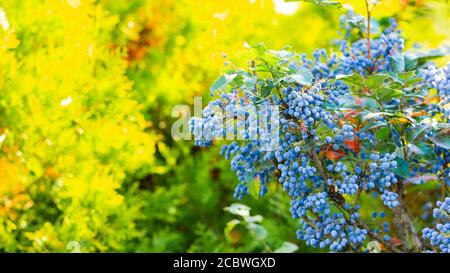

[190,5,449,252]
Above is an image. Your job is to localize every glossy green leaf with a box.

[430,134,450,149]
[210,73,239,92]
[393,157,410,178]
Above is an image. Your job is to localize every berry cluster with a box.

[422,62,450,119]
[296,202,367,251]
[422,198,450,253]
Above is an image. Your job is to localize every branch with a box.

[310,145,328,181]
[364,0,372,59]
[393,181,424,252]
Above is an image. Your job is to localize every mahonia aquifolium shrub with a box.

[190,13,450,252]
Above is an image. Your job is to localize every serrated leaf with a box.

[404,54,418,71]
[374,87,403,101]
[286,0,343,9]
[336,73,365,87]
[430,134,450,149]
[274,242,299,253]
[407,78,423,87]
[362,112,393,122]
[269,49,294,60]
[406,49,446,68]
[360,121,388,132]
[210,73,238,92]
[397,71,415,83]
[366,74,389,89]
[408,143,436,161]
[244,41,266,56]
[407,123,428,142]
[393,157,410,178]
[260,80,275,97]
[286,68,313,85]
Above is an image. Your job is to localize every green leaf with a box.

[362,112,393,122]
[244,41,266,56]
[366,74,389,89]
[397,71,415,83]
[247,223,267,241]
[224,203,250,217]
[285,68,313,85]
[336,73,365,87]
[405,77,423,86]
[391,53,405,73]
[375,126,390,140]
[374,86,403,101]
[269,49,295,60]
[210,73,238,92]
[408,143,436,161]
[274,242,299,253]
[405,49,446,68]
[379,142,396,153]
[245,215,263,223]
[360,121,387,132]
[260,80,275,97]
[285,0,343,9]
[406,123,428,142]
[404,54,418,71]
[430,134,450,149]
[393,157,410,178]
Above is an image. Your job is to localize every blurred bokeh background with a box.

[0,0,448,252]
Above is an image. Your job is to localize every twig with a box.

[310,146,328,181]
[364,0,372,59]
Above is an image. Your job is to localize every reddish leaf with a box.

[325,150,345,160]
[344,139,360,153]
[344,110,360,119]
[390,237,403,246]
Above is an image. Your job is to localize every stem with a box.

[392,181,423,252]
[365,0,371,59]
[311,146,328,181]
